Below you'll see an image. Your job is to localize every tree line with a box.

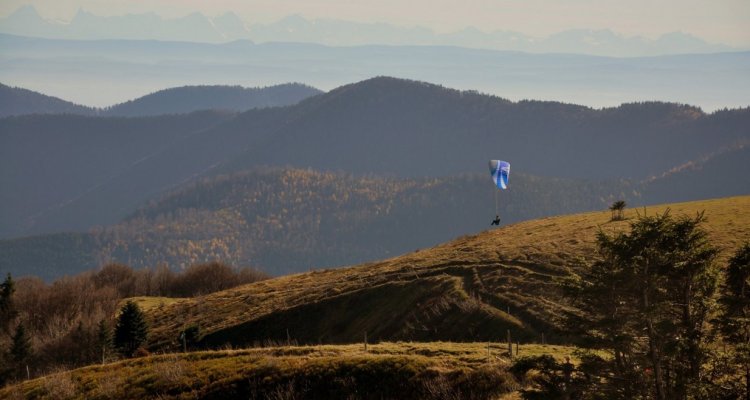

[0,261,268,385]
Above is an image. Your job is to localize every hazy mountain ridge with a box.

[0,5,241,43]
[248,19,734,56]
[2,77,748,241]
[102,83,322,117]
[222,77,749,181]
[0,82,322,117]
[0,5,737,57]
[0,83,96,117]
[3,34,748,110]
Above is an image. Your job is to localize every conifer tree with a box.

[565,210,719,399]
[114,301,148,358]
[0,273,17,335]
[10,323,31,379]
[718,242,750,400]
[97,319,113,364]
[609,200,626,221]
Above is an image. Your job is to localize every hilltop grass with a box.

[141,196,750,351]
[125,296,186,312]
[0,342,585,399]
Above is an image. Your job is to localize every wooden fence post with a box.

[507,329,512,358]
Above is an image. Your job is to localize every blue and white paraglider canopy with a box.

[488,160,510,190]
[488,160,510,224]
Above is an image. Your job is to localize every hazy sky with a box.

[2,0,749,46]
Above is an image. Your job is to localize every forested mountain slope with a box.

[1,168,636,280]
[643,143,750,204]
[2,77,747,239]
[220,77,749,180]
[0,111,236,237]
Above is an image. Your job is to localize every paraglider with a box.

[488,160,510,225]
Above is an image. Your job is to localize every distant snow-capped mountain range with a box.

[0,5,737,57]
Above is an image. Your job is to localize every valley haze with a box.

[1,4,749,109]
[2,34,749,111]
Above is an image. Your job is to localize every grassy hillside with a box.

[142,196,750,351]
[0,342,582,399]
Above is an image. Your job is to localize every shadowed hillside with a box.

[140,196,750,350]
[644,143,750,204]
[102,83,322,116]
[219,77,749,180]
[0,111,236,237]
[0,82,322,117]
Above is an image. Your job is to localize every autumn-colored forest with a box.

[0,262,266,382]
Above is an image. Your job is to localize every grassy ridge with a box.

[1,342,584,399]
[143,196,750,350]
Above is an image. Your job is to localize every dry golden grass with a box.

[141,196,750,350]
[1,342,577,400]
[124,296,186,312]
